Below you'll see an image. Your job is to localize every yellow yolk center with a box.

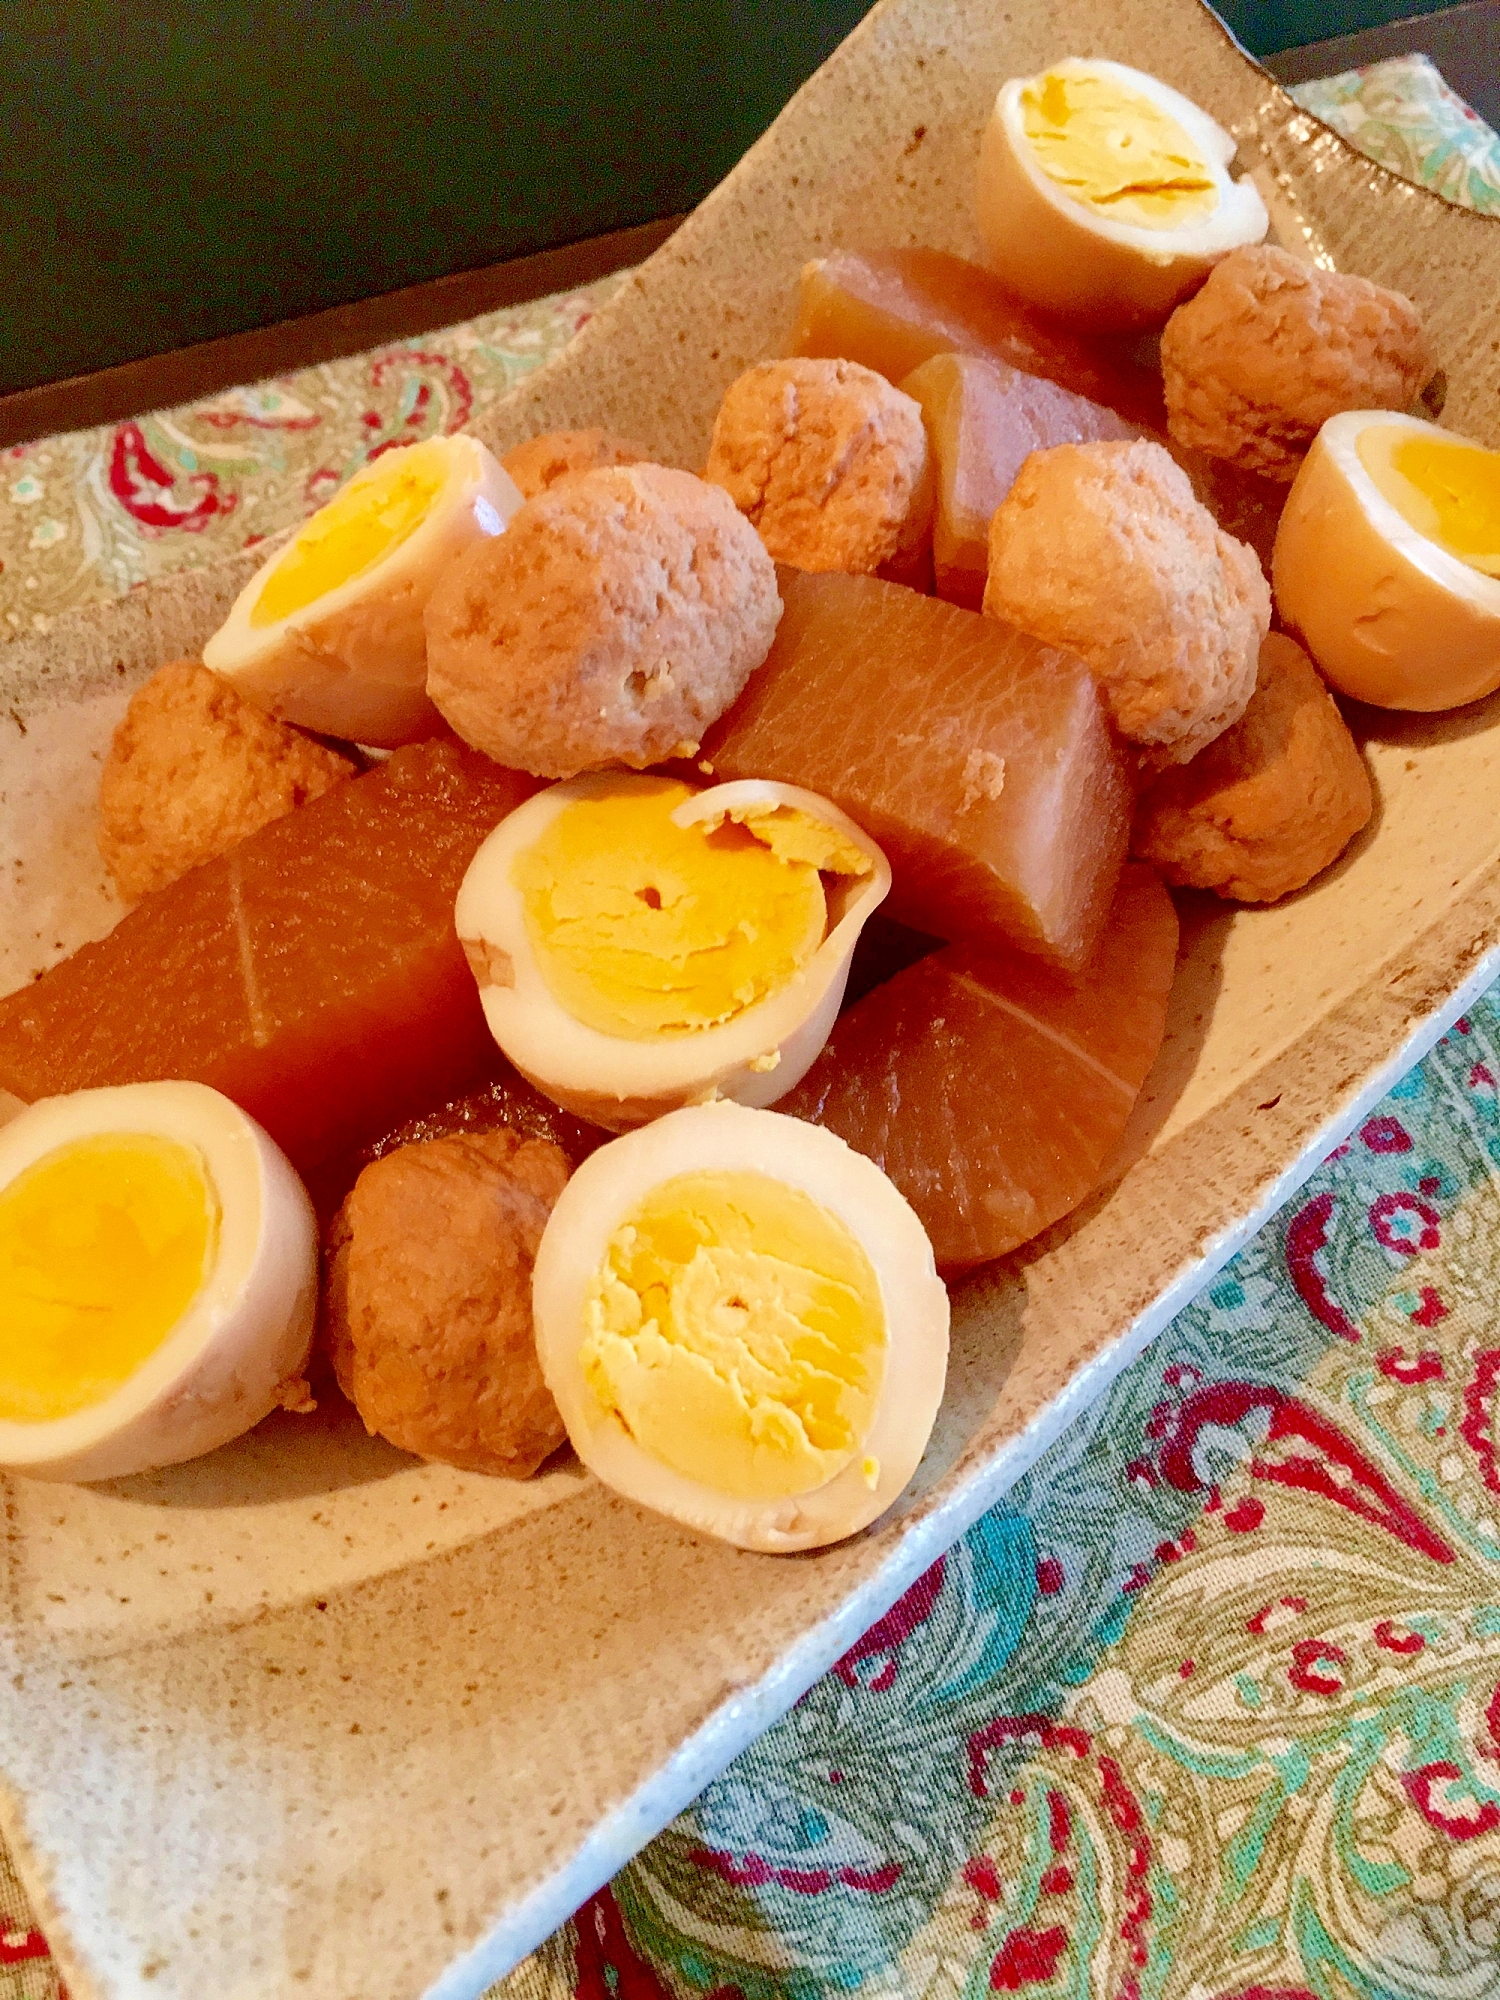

[0,1132,220,1425]
[581,1169,887,1499]
[250,438,451,627]
[1021,70,1218,230]
[515,780,857,1041]
[1358,424,1500,578]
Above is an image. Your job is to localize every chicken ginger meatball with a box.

[1133,632,1373,903]
[500,427,652,500]
[704,356,934,579]
[984,439,1271,766]
[424,463,781,778]
[323,1128,570,1478]
[98,658,356,902]
[1161,246,1432,481]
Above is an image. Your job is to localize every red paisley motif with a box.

[1288,1640,1349,1697]
[833,1557,945,1691]
[1377,1346,1445,1383]
[1373,1619,1426,1656]
[198,400,319,432]
[968,1716,1091,1799]
[1158,1382,1455,1564]
[1285,1194,1360,1341]
[572,1888,673,2000]
[368,349,474,436]
[1401,1762,1500,1840]
[107,423,235,534]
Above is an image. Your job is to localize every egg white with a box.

[532,1102,950,1552]
[203,433,523,747]
[1273,409,1500,712]
[975,58,1269,330]
[455,775,892,1132]
[0,1081,318,1483]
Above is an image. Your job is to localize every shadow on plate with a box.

[1090,887,1231,1184]
[877,1261,1028,1535]
[94,1394,419,1509]
[1345,680,1500,751]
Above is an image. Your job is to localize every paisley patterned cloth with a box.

[1291,55,1500,215]
[0,283,622,635]
[495,999,1500,1998]
[6,52,1500,2000]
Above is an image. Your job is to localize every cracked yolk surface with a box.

[1021,70,1218,231]
[513,779,840,1040]
[580,1168,886,1498]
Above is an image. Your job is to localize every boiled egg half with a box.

[976,58,1268,329]
[455,774,891,1131]
[203,434,522,746]
[1273,409,1500,710]
[532,1101,949,1551]
[0,1081,318,1482]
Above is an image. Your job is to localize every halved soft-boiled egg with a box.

[455,774,891,1131]
[203,434,522,746]
[976,58,1269,329]
[0,1081,318,1482]
[532,1101,949,1551]
[1273,410,1500,711]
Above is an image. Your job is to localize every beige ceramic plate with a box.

[5,2,1500,1995]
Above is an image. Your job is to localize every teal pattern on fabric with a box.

[530,948,1500,1999]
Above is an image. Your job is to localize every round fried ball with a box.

[323,1127,570,1478]
[500,428,653,500]
[1132,631,1373,902]
[1161,246,1432,481]
[424,463,782,779]
[704,356,934,577]
[984,438,1270,766]
[99,658,356,902]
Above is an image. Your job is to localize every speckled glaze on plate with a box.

[3,4,1500,1997]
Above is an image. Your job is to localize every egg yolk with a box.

[1358,424,1500,578]
[1021,70,1218,230]
[250,438,451,627]
[0,1133,220,1424]
[515,780,856,1040]
[581,1169,886,1499]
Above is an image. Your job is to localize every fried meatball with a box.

[1133,632,1373,902]
[98,658,356,902]
[323,1128,570,1477]
[984,439,1271,766]
[1161,246,1432,481]
[424,463,781,778]
[704,356,935,578]
[500,427,653,500]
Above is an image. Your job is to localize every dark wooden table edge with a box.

[1262,1,1500,123]
[8,2,1497,453]
[0,215,683,453]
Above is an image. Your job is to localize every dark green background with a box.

[0,1,1464,395]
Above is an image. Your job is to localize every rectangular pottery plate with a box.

[5,2,1500,1995]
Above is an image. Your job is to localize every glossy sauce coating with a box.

[794,247,1168,430]
[782,863,1179,1267]
[0,740,539,1176]
[703,567,1133,971]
